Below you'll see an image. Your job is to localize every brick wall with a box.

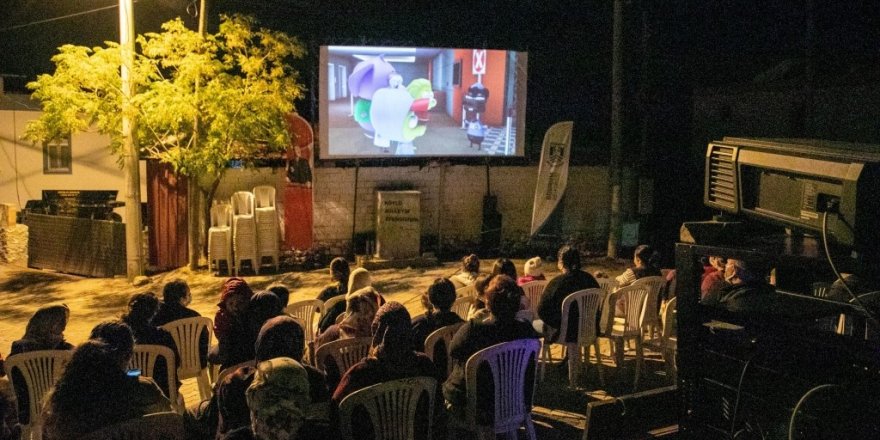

[211,164,609,254]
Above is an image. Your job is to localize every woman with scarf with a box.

[9,305,74,426]
[121,292,180,399]
[332,302,440,440]
[210,278,255,370]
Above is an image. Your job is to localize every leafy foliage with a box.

[26,14,306,187]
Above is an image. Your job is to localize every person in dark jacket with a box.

[537,245,600,342]
[121,292,181,400]
[210,278,255,370]
[152,279,201,326]
[316,258,351,333]
[702,258,776,313]
[411,278,464,352]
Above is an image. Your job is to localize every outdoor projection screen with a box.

[319,45,528,158]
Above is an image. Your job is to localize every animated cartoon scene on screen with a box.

[321,46,528,158]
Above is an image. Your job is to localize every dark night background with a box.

[2,0,879,253]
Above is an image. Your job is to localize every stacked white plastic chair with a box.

[231,191,257,275]
[207,203,233,274]
[253,185,279,272]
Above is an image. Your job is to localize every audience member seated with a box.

[492,258,531,316]
[537,245,600,342]
[247,291,284,341]
[0,388,20,440]
[465,275,494,323]
[267,285,291,310]
[214,316,328,439]
[615,244,662,288]
[152,279,201,326]
[9,304,74,426]
[701,258,775,313]
[450,254,480,289]
[222,357,312,440]
[517,257,546,286]
[700,256,727,299]
[443,275,540,415]
[332,302,440,440]
[210,278,255,370]
[314,287,381,391]
[412,278,464,352]
[316,258,351,333]
[121,292,181,399]
[42,331,171,439]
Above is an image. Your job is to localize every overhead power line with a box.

[0,1,143,33]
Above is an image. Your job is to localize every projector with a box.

[703,137,880,254]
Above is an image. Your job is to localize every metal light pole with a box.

[188,0,207,269]
[119,0,145,279]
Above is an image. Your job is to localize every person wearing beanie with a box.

[517,257,546,286]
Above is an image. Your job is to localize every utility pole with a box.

[120,0,145,279]
[188,0,207,269]
[607,0,624,259]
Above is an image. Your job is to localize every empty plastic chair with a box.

[338,377,437,440]
[230,191,257,275]
[600,285,650,391]
[208,203,233,274]
[253,185,279,272]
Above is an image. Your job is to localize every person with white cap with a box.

[517,257,546,286]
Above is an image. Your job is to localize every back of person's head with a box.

[89,320,135,368]
[330,257,351,286]
[524,257,544,277]
[370,302,412,360]
[162,279,190,305]
[558,245,581,272]
[267,285,291,309]
[255,316,305,363]
[248,291,283,334]
[485,275,522,321]
[462,254,480,273]
[246,357,310,440]
[123,292,159,327]
[23,304,70,344]
[474,274,494,299]
[634,244,661,269]
[347,267,372,294]
[426,278,456,312]
[492,258,517,279]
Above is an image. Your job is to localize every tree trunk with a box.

[187,184,201,269]
[607,0,625,259]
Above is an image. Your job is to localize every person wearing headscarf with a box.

[225,357,311,440]
[9,305,74,426]
[314,287,381,392]
[121,292,180,399]
[215,316,328,439]
[517,257,546,286]
[210,278,255,370]
[450,254,480,288]
[332,302,440,440]
[316,258,352,333]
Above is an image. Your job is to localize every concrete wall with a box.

[0,107,147,215]
[210,164,609,254]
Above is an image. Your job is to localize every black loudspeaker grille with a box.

[706,144,738,211]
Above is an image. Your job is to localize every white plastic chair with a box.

[253,185,279,272]
[600,285,650,391]
[660,297,677,382]
[130,344,182,413]
[451,296,473,321]
[633,276,665,340]
[424,322,465,377]
[520,280,549,316]
[78,412,186,440]
[597,278,618,296]
[322,295,346,317]
[811,282,832,299]
[230,191,257,275]
[456,284,477,298]
[285,299,324,352]
[314,337,372,375]
[457,339,540,440]
[160,317,213,401]
[6,350,72,440]
[338,376,437,440]
[208,203,233,274]
[539,289,605,387]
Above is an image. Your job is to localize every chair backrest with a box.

[456,284,477,298]
[160,316,213,379]
[661,297,677,343]
[451,296,473,321]
[632,276,665,323]
[210,203,232,228]
[557,289,604,346]
[285,299,324,344]
[253,185,276,209]
[78,412,186,440]
[812,282,832,299]
[465,339,540,431]
[314,337,372,376]
[230,191,254,217]
[6,350,72,430]
[130,344,177,410]
[338,376,437,440]
[597,277,618,296]
[424,322,465,376]
[214,360,256,386]
[322,295,347,318]
[604,285,650,336]
[520,280,549,314]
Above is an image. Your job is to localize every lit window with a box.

[43,138,72,174]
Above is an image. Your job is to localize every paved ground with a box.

[0,257,677,439]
